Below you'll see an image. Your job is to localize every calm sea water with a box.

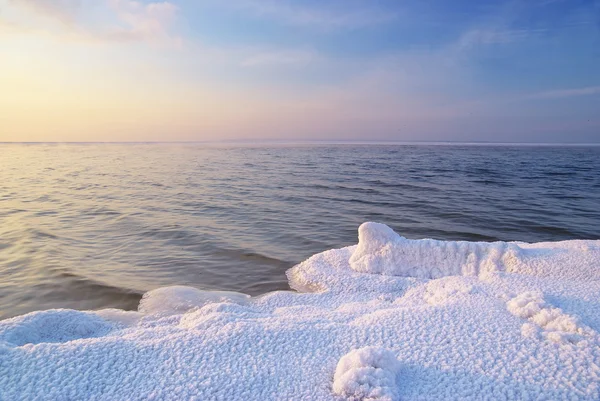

[1,143,599,319]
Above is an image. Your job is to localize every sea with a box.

[1,143,599,319]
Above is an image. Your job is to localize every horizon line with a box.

[1,140,600,146]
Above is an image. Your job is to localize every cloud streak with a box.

[9,0,83,24]
[221,0,397,30]
[526,86,600,100]
[241,49,316,67]
[104,0,180,44]
[457,28,546,50]
[4,0,181,45]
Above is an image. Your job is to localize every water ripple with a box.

[0,143,599,318]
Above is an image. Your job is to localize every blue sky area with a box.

[1,0,599,142]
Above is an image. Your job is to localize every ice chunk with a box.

[333,347,401,401]
[138,286,251,316]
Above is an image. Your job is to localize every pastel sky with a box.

[1,0,599,142]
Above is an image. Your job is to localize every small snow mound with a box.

[357,222,398,250]
[507,292,545,319]
[507,292,593,345]
[0,309,113,346]
[423,278,474,306]
[179,302,260,330]
[333,347,401,401]
[138,286,250,316]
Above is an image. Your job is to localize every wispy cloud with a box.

[4,0,181,45]
[221,0,397,30]
[457,28,546,49]
[526,86,600,100]
[241,49,316,67]
[104,0,180,44]
[435,84,600,123]
[8,0,83,24]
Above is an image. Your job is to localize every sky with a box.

[0,0,599,143]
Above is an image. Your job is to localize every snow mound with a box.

[507,292,595,345]
[138,286,250,316]
[288,223,600,293]
[423,277,475,306]
[179,302,262,330]
[0,309,113,346]
[333,347,401,401]
[348,222,600,280]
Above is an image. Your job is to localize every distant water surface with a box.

[1,143,599,319]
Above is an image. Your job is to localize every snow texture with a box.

[1,222,599,400]
[333,347,401,401]
[507,292,595,345]
[0,309,114,346]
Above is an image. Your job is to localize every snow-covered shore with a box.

[1,223,599,400]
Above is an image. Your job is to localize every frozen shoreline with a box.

[1,223,599,400]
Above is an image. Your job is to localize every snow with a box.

[138,286,251,316]
[1,222,599,400]
[333,347,401,401]
[0,309,114,347]
[349,222,597,280]
[506,292,595,345]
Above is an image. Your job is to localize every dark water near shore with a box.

[1,143,599,319]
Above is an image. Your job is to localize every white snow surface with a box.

[1,222,600,400]
[333,347,401,401]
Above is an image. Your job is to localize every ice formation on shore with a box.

[1,223,599,400]
[349,222,594,279]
